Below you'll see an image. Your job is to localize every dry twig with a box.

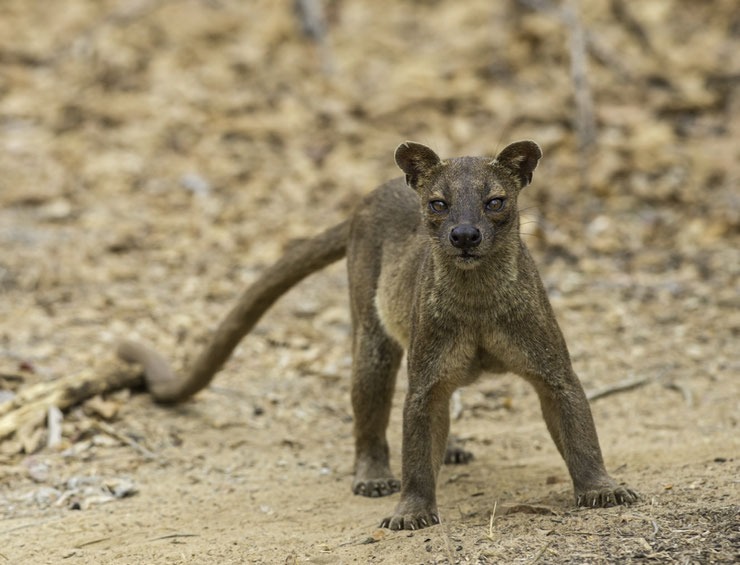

[587,375,653,401]
[91,420,157,460]
[485,500,498,541]
[527,539,553,564]
[74,537,111,549]
[149,533,199,541]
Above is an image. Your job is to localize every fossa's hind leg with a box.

[351,320,403,498]
[444,392,474,464]
[444,435,474,464]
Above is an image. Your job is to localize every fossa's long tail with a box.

[118,220,350,403]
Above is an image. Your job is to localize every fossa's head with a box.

[395,140,541,270]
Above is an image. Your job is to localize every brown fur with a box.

[119,140,637,530]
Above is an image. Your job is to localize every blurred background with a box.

[2,0,738,365]
[1,0,738,397]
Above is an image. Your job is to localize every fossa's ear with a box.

[491,140,542,188]
[394,141,442,189]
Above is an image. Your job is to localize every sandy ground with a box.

[1,1,739,563]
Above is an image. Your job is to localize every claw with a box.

[354,478,399,498]
[381,509,439,531]
[576,484,639,508]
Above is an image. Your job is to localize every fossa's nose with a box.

[449,225,481,249]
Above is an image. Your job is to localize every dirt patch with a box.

[1,0,738,563]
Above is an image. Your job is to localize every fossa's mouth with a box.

[454,251,482,268]
[458,251,480,259]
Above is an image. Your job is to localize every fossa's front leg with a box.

[381,327,471,530]
[504,300,638,507]
[380,376,452,530]
[531,366,638,506]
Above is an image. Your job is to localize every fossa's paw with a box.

[352,478,400,498]
[576,485,638,508]
[444,445,474,465]
[380,503,439,530]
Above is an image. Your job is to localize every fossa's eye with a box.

[486,198,505,212]
[429,200,448,213]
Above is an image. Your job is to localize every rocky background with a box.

[0,1,738,563]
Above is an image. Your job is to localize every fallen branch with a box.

[0,360,142,444]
